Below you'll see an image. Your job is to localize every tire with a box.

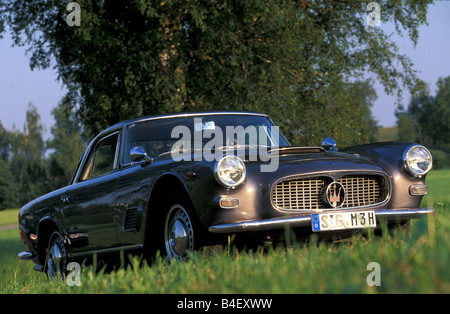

[390,220,411,234]
[45,231,67,280]
[160,193,203,262]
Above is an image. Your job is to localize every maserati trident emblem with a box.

[326,182,346,208]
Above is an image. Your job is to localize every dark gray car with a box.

[18,111,433,276]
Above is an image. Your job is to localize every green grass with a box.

[0,208,19,228]
[423,169,450,203]
[1,170,449,294]
[0,228,45,293]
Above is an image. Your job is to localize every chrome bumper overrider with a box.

[208,208,434,234]
[18,251,35,260]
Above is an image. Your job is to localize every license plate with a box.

[311,211,376,232]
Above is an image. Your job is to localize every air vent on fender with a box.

[123,208,137,231]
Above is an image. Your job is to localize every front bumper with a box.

[18,251,35,260]
[208,208,434,234]
[17,251,44,272]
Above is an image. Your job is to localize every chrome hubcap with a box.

[164,205,194,262]
[169,220,188,256]
[47,233,66,279]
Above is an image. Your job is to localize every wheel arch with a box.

[143,173,198,255]
[36,216,63,266]
[148,172,192,205]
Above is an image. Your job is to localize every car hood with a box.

[245,146,385,176]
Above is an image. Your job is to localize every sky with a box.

[371,1,450,127]
[0,2,449,141]
[0,34,66,139]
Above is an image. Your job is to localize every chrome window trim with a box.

[119,112,270,167]
[73,130,122,183]
[128,111,269,125]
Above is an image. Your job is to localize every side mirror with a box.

[322,137,337,152]
[130,146,153,163]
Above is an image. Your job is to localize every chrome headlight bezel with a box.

[403,145,432,177]
[214,155,246,187]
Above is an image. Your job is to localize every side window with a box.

[81,133,120,181]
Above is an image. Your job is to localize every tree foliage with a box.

[46,98,87,190]
[9,104,47,206]
[0,103,86,209]
[396,76,450,168]
[0,123,18,210]
[0,0,431,146]
[396,112,417,143]
[0,158,18,210]
[0,122,12,161]
[397,76,450,148]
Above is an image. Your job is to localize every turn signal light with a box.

[219,197,239,209]
[409,185,428,196]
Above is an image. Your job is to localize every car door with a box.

[114,162,154,246]
[64,131,122,254]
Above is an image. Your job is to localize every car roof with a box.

[101,111,269,135]
[124,110,268,125]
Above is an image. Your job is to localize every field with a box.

[376,126,398,142]
[0,170,449,294]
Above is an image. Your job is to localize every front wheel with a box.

[164,204,195,262]
[160,193,205,262]
[45,231,67,280]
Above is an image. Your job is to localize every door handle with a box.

[61,195,72,204]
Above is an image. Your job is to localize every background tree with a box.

[0,123,18,210]
[397,76,450,148]
[0,159,18,210]
[10,103,47,206]
[0,0,432,146]
[396,112,417,142]
[396,76,450,168]
[0,122,12,161]
[0,102,86,208]
[46,98,87,190]
[426,77,450,148]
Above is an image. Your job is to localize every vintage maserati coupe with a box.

[18,111,433,276]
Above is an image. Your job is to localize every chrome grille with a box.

[273,177,326,210]
[339,175,381,208]
[272,174,386,211]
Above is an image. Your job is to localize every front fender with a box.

[35,215,66,265]
[342,142,430,209]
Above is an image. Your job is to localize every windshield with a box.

[123,114,290,164]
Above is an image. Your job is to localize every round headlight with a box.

[404,145,432,177]
[215,155,246,187]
